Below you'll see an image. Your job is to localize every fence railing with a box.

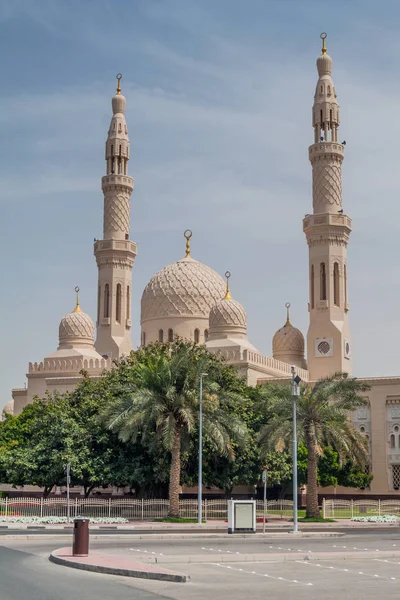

[322,498,400,519]
[0,497,294,520]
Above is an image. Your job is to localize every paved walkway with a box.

[49,547,188,582]
[2,518,400,530]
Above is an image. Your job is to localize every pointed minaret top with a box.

[112,73,126,114]
[284,302,291,327]
[224,271,232,300]
[184,229,192,258]
[321,31,327,54]
[73,286,82,313]
[317,32,332,76]
[116,73,122,94]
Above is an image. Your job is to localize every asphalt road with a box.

[3,532,400,599]
[0,544,164,600]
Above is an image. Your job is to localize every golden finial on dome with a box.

[285,302,292,326]
[184,229,192,258]
[116,73,122,95]
[224,271,232,300]
[73,286,82,313]
[320,32,327,54]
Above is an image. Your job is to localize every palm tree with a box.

[106,342,247,517]
[258,373,370,518]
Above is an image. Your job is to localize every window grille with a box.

[392,464,400,490]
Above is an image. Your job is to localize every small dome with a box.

[272,304,306,369]
[317,53,332,77]
[141,256,226,322]
[58,290,95,348]
[208,272,248,341]
[112,93,126,115]
[59,311,95,347]
[209,298,246,331]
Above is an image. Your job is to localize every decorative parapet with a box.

[209,346,309,381]
[28,356,112,374]
[243,349,309,381]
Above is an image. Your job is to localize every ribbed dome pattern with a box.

[209,298,247,329]
[273,324,305,355]
[59,311,95,346]
[141,257,226,322]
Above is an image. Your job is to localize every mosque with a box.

[4,36,400,498]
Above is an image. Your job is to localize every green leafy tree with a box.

[258,373,370,518]
[104,340,248,516]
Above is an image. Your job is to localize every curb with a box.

[2,531,345,541]
[49,551,189,583]
[143,549,400,565]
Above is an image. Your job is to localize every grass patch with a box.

[153,517,204,523]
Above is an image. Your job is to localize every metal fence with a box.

[0,497,294,520]
[322,499,400,519]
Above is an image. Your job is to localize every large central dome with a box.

[141,256,226,322]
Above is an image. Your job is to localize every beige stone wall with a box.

[320,378,400,497]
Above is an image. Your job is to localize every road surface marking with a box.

[299,561,395,581]
[213,563,313,586]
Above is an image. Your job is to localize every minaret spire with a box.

[224,271,232,300]
[303,35,352,379]
[94,74,137,359]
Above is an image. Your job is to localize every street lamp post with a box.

[291,366,301,534]
[198,373,208,525]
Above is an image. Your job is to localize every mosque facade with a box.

[5,36,400,498]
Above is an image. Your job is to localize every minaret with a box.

[303,34,352,379]
[94,74,137,359]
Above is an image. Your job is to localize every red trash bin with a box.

[72,518,89,557]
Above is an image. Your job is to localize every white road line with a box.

[213,563,313,586]
[298,561,395,582]
[130,548,163,557]
[201,547,241,555]
[374,559,400,565]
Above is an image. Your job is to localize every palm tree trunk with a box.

[168,428,181,518]
[306,434,320,518]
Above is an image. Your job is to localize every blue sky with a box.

[1,0,400,408]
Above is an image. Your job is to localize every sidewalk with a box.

[2,518,400,530]
[49,547,188,582]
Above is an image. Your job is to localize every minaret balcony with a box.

[309,142,344,159]
[303,213,352,231]
[101,174,134,191]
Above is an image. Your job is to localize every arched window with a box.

[168,328,174,342]
[204,329,209,342]
[320,262,327,301]
[97,285,101,323]
[390,434,396,449]
[126,285,130,321]
[333,262,340,306]
[328,85,331,95]
[320,85,323,93]
[159,329,164,342]
[104,284,110,318]
[142,331,146,346]
[344,264,348,306]
[194,328,200,343]
[311,265,315,309]
[116,284,122,323]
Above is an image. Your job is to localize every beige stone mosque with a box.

[4,35,400,498]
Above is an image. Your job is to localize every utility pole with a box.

[66,464,71,524]
[291,366,301,534]
[198,373,208,525]
[262,468,268,534]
